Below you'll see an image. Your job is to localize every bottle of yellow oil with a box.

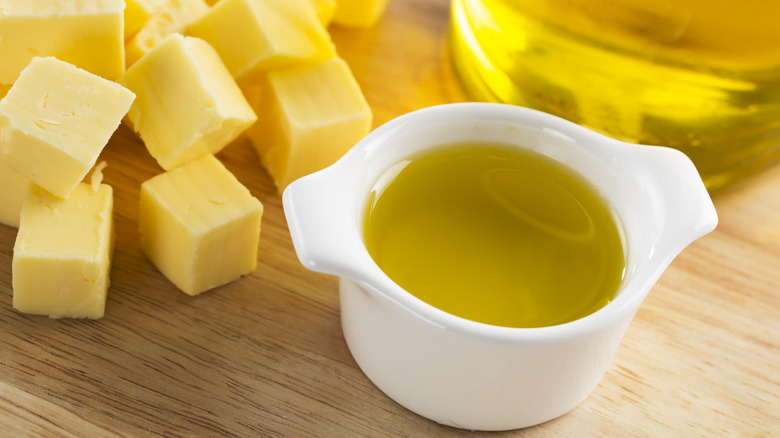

[450,0,780,192]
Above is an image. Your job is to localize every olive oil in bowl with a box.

[363,142,625,328]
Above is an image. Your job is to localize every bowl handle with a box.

[630,144,719,251]
[282,170,368,280]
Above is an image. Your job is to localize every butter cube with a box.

[332,0,390,27]
[310,0,336,26]
[186,0,335,84]
[13,183,114,319]
[0,57,135,199]
[139,154,263,295]
[121,34,257,171]
[0,160,32,228]
[0,1,125,84]
[245,57,372,193]
[125,0,210,67]
[125,0,164,39]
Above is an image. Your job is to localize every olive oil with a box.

[362,143,625,328]
[450,0,780,192]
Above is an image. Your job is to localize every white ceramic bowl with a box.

[282,103,717,431]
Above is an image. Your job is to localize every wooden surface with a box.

[1,0,779,436]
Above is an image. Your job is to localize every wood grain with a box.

[1,0,778,436]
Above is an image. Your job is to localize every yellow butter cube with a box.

[13,183,114,319]
[125,0,210,67]
[122,34,257,171]
[0,160,32,228]
[186,0,335,84]
[310,0,336,27]
[332,0,390,27]
[139,154,263,295]
[0,57,135,199]
[125,0,164,39]
[245,57,372,193]
[0,1,125,84]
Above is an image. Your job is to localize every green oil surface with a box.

[363,142,626,328]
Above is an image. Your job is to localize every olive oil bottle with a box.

[450,0,780,192]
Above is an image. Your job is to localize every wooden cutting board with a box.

[1,0,778,436]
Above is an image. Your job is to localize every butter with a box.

[0,0,125,84]
[245,57,372,193]
[139,154,263,295]
[310,0,336,26]
[121,34,257,171]
[125,0,164,39]
[125,0,210,67]
[13,183,114,319]
[186,0,335,84]
[0,57,135,199]
[0,160,31,228]
[332,0,390,27]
